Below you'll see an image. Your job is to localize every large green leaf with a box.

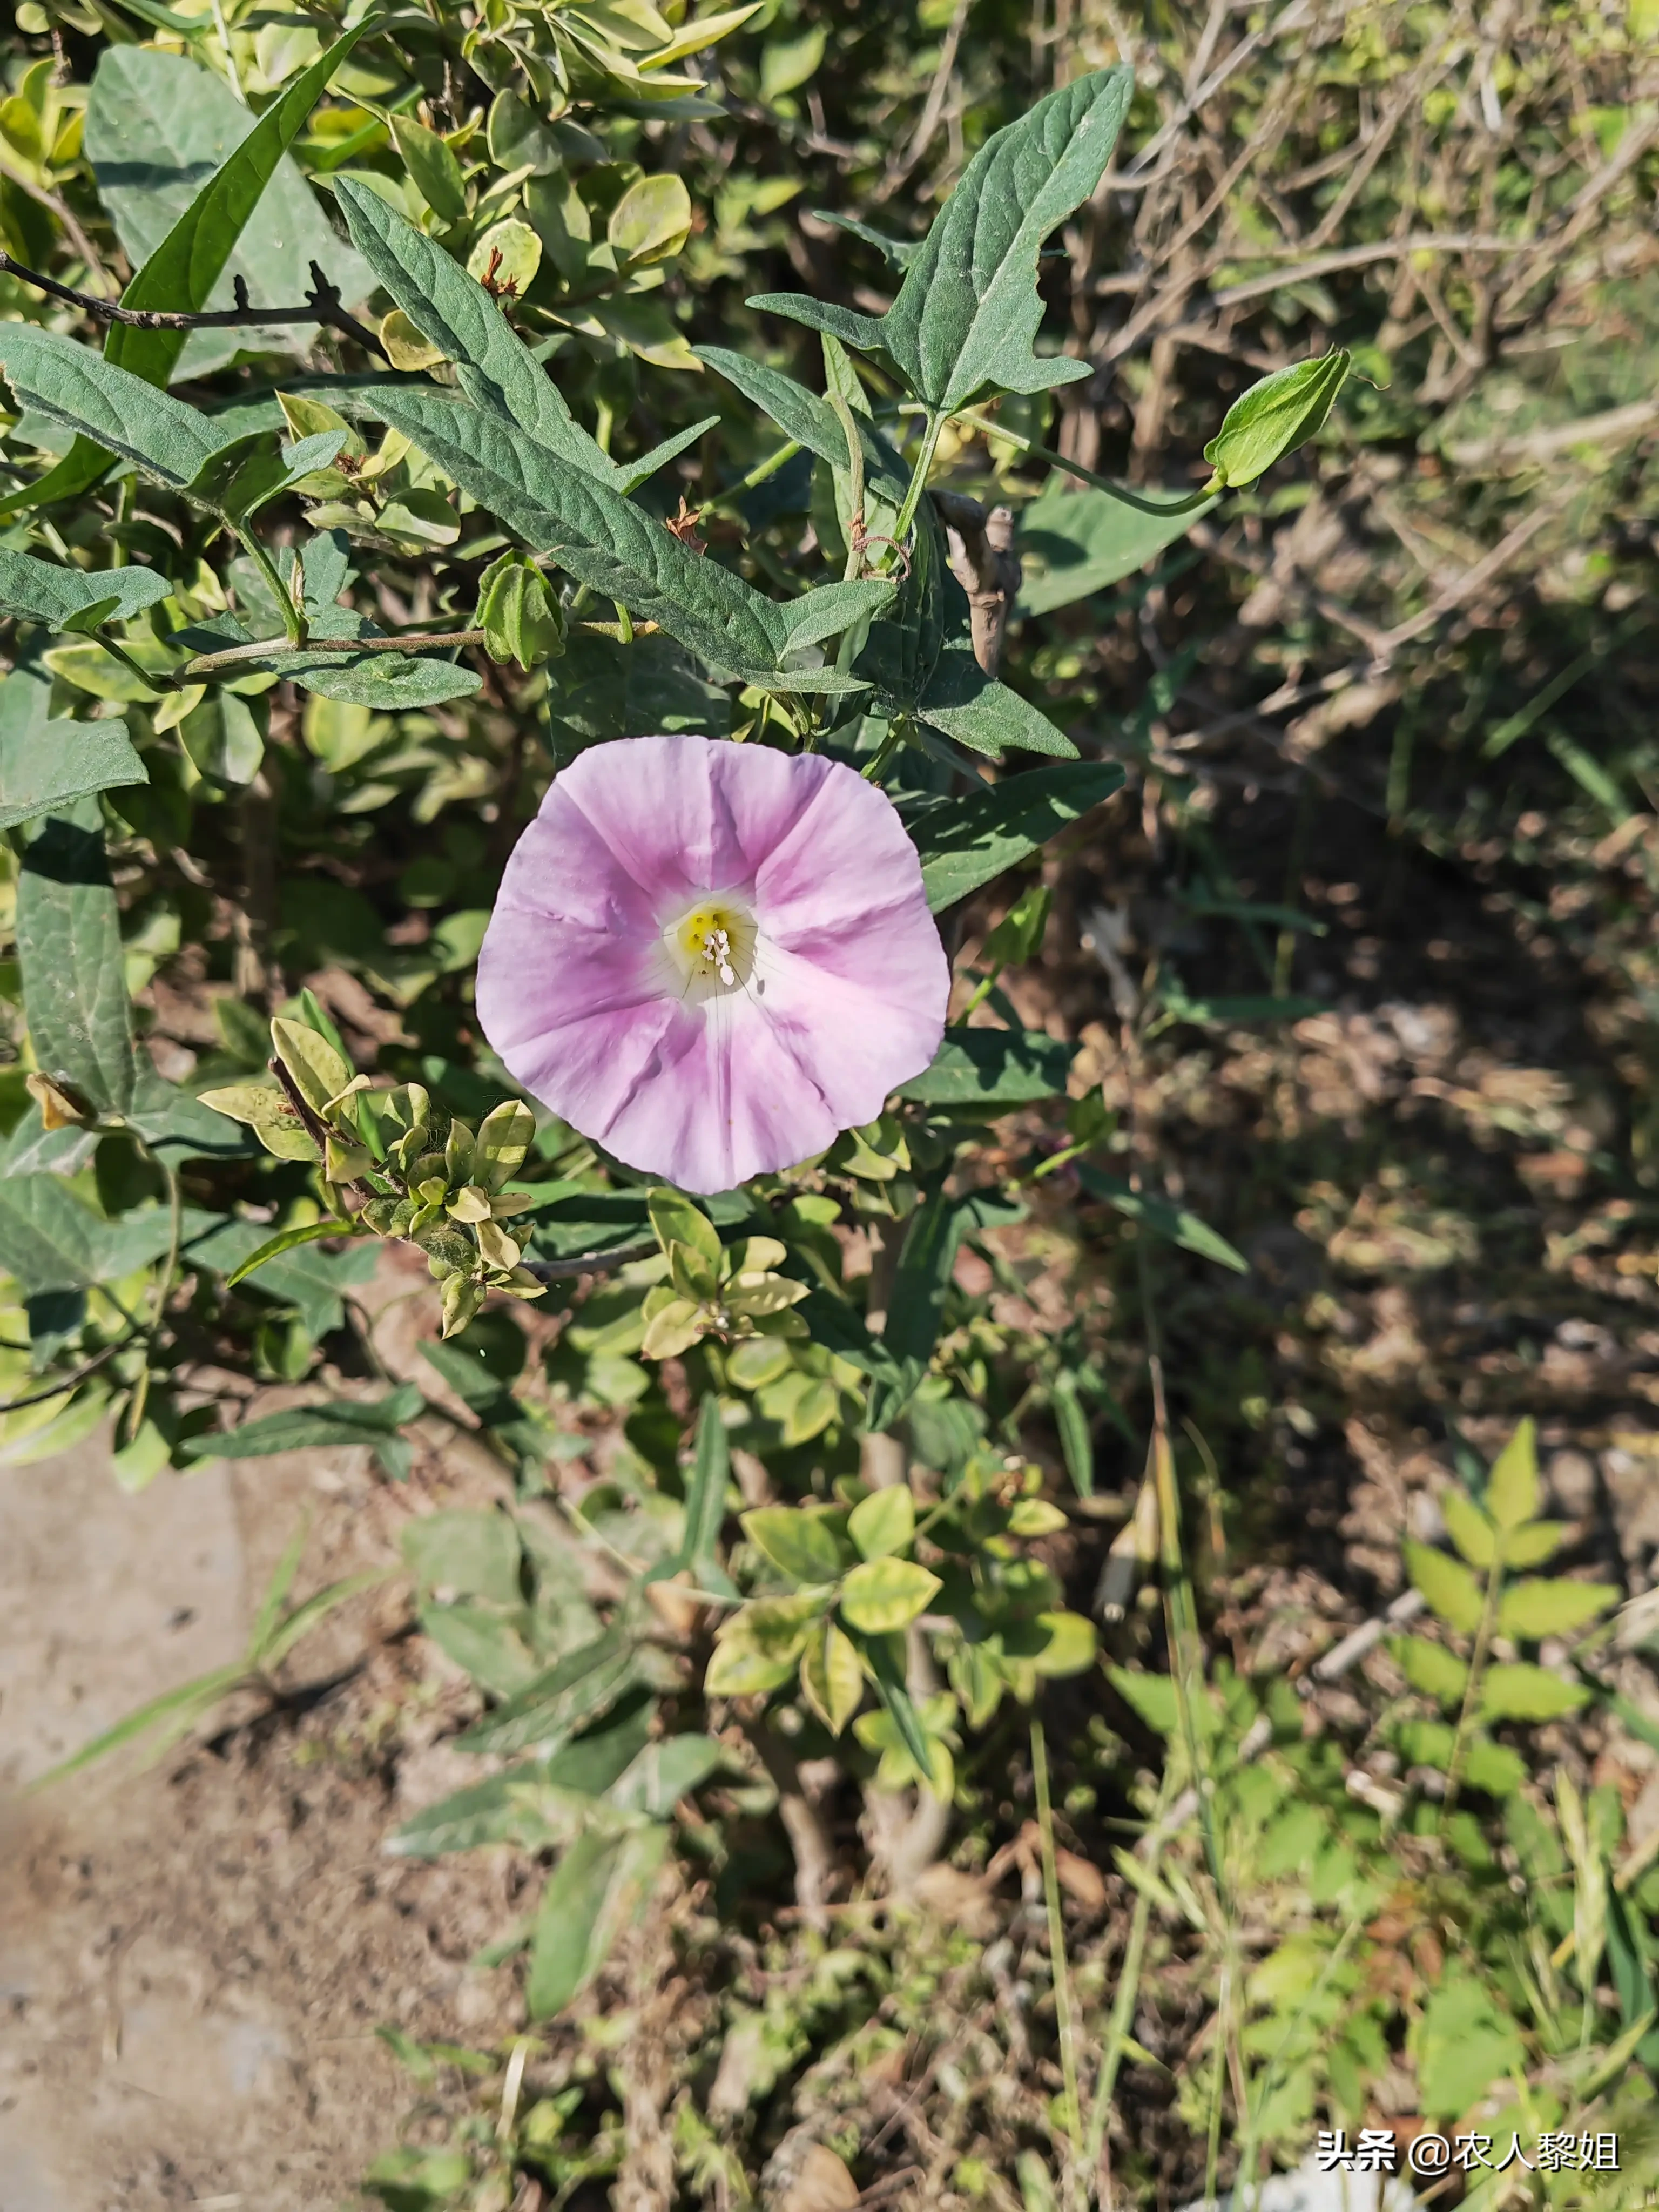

[0,327,227,491]
[548,628,729,755]
[257,647,483,710]
[700,345,844,462]
[0,665,146,831]
[15,805,137,1115]
[456,1628,644,1756]
[907,761,1124,911]
[522,1182,657,1263]
[918,644,1076,758]
[125,1065,254,1162]
[526,1821,670,2020]
[335,178,614,475]
[369,385,868,691]
[548,1703,658,1799]
[333,181,713,496]
[0,1176,179,1294]
[896,1026,1073,1108]
[794,1285,911,1401]
[5,33,370,518]
[0,545,174,633]
[0,1104,98,1181]
[1016,483,1216,616]
[609,1732,724,1817]
[387,1764,556,1858]
[180,1386,425,1482]
[774,577,896,657]
[252,1243,380,1339]
[750,68,1132,413]
[402,1507,524,1605]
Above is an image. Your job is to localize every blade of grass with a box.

[29,1662,249,1786]
[1032,1718,1083,2189]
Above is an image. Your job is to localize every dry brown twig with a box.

[873,0,973,205]
[0,247,388,358]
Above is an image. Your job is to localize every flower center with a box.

[661,895,759,1003]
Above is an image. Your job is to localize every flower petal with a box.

[755,754,940,944]
[550,733,787,908]
[750,926,946,1131]
[486,774,660,934]
[601,990,841,1192]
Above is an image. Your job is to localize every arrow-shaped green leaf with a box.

[750,67,1132,415]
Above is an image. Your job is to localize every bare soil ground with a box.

[0,1425,520,2212]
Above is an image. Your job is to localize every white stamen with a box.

[706,927,737,988]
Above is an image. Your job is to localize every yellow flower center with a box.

[662,896,759,1003]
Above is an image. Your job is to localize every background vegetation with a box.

[3,0,1658,2206]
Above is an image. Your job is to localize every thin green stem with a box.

[0,1331,141,1417]
[702,437,802,520]
[959,966,1002,1020]
[1202,1971,1228,2210]
[181,629,486,680]
[1084,1764,1178,2195]
[210,0,246,102]
[1442,1545,1503,1819]
[91,633,179,694]
[887,409,945,554]
[120,1153,185,1444]
[237,529,305,646]
[938,406,1219,515]
[860,712,912,783]
[1032,1721,1084,2181]
[824,386,867,583]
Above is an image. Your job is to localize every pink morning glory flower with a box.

[476,736,949,1193]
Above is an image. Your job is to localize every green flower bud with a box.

[477,550,565,671]
[1202,349,1351,491]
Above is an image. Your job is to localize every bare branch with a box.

[0,251,388,361]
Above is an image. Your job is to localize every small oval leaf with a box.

[839,1556,941,1635]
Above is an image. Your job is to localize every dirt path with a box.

[0,1430,515,2212]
